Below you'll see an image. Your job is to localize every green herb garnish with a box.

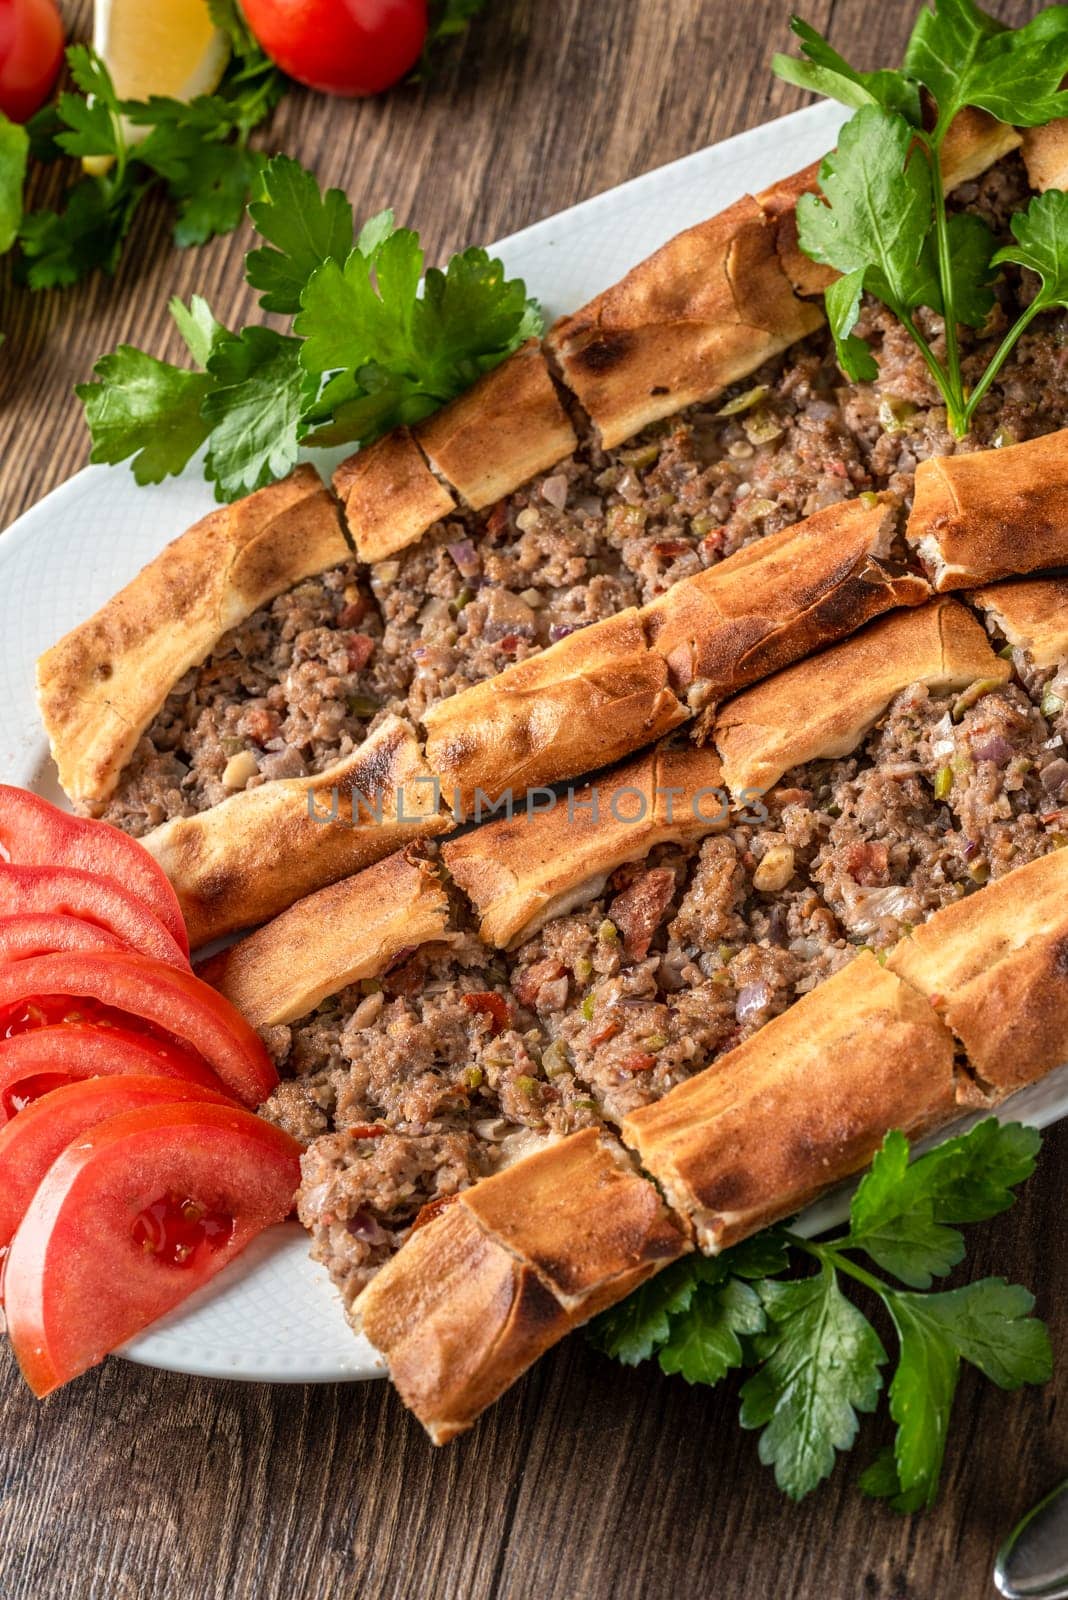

[774,1,1068,435]
[77,154,541,501]
[17,23,282,291]
[590,1119,1050,1508]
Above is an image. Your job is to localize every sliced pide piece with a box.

[36,466,349,809]
[415,341,578,512]
[443,742,726,948]
[1021,118,1068,192]
[358,1127,688,1444]
[906,429,1068,590]
[642,495,930,710]
[887,849,1068,1094]
[421,607,687,810]
[970,577,1068,673]
[142,716,448,948]
[333,428,456,563]
[546,195,824,449]
[620,953,965,1253]
[714,598,1009,796]
[201,847,451,1028]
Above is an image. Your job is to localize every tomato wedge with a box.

[0,787,189,958]
[0,1024,230,1126]
[5,1102,302,1395]
[0,913,128,965]
[0,1075,232,1261]
[0,953,277,1108]
[0,866,188,968]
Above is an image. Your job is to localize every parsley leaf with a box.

[660,1277,765,1386]
[904,0,1068,132]
[773,17,922,121]
[798,105,933,316]
[295,230,541,448]
[866,1280,1052,1510]
[246,154,356,313]
[740,1264,887,1500]
[76,346,214,484]
[0,113,29,257]
[845,1121,1038,1289]
[202,327,315,499]
[588,1257,706,1366]
[993,188,1068,306]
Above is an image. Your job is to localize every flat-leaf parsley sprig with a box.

[77,155,542,501]
[773,1,1068,436]
[18,1,283,290]
[590,1119,1051,1509]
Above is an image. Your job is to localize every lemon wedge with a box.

[84,0,231,172]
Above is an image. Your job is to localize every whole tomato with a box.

[0,0,64,123]
[240,0,428,97]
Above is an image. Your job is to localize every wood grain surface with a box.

[0,3,1061,1597]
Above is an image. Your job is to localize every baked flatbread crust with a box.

[755,111,1017,298]
[906,430,1068,590]
[1021,119,1068,192]
[546,195,824,449]
[941,107,1022,189]
[333,429,456,564]
[142,716,448,948]
[714,598,1009,795]
[620,953,964,1252]
[443,742,725,948]
[422,607,688,810]
[969,577,1068,671]
[200,847,451,1027]
[358,1127,687,1444]
[415,341,578,511]
[642,495,930,709]
[755,163,837,298]
[36,466,349,809]
[887,850,1068,1093]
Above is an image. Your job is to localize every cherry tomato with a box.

[0,952,278,1107]
[0,866,189,968]
[240,0,428,98]
[0,1074,232,1262]
[0,912,128,965]
[4,1101,302,1395]
[0,787,189,959]
[0,0,63,123]
[0,1023,231,1127]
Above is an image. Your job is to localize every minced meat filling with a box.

[96,153,1068,834]
[98,562,409,836]
[262,653,1068,1307]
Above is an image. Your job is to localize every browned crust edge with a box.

[200,846,452,1027]
[142,716,447,948]
[713,597,1009,796]
[36,467,349,809]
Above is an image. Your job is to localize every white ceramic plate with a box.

[5,97,1067,1384]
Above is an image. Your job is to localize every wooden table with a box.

[1,2,1063,1595]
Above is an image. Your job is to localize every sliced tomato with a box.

[0,1024,231,1126]
[0,1075,232,1261]
[0,787,189,958]
[0,913,128,964]
[0,953,277,1108]
[4,1102,302,1395]
[0,866,188,968]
